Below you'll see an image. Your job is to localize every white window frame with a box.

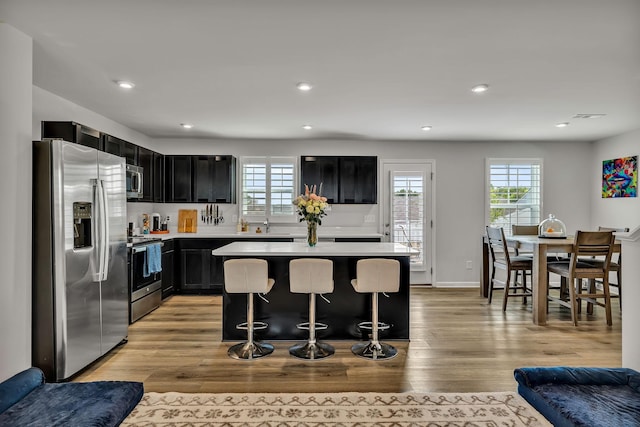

[239,156,298,223]
[485,158,543,236]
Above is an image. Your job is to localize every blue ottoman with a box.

[0,367,143,427]
[514,366,640,427]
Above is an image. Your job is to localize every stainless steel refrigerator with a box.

[33,139,128,381]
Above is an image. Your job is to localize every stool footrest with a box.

[235,321,268,331]
[296,322,328,331]
[357,321,391,331]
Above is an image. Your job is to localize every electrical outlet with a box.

[465,260,473,270]
[165,215,171,222]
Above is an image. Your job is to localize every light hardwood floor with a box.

[75,287,621,393]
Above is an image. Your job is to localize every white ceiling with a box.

[2,0,640,141]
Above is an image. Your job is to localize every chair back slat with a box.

[486,226,511,264]
[570,231,615,273]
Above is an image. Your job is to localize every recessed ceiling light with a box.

[296,82,313,92]
[116,80,135,89]
[471,84,489,93]
[302,124,313,130]
[555,122,570,128]
[180,123,193,129]
[421,125,432,131]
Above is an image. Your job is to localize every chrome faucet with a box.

[263,218,270,233]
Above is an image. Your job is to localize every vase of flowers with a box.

[293,184,328,247]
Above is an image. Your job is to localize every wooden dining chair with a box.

[546,230,615,326]
[486,226,533,311]
[511,224,569,307]
[583,226,628,310]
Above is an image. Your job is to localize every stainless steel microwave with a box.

[126,164,143,199]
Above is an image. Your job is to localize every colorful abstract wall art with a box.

[602,155,637,198]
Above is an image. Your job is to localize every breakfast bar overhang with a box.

[212,242,415,341]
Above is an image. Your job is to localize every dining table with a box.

[480,234,621,325]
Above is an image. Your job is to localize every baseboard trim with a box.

[433,282,479,288]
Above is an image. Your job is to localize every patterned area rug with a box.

[122,391,551,426]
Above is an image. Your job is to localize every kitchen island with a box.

[212,242,415,341]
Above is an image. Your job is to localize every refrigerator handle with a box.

[97,179,110,281]
[91,179,102,282]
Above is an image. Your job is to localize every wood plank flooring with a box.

[75,287,621,393]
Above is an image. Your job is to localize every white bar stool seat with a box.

[289,258,335,360]
[224,258,275,360]
[351,258,400,360]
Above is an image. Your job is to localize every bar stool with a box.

[223,258,275,360]
[288,258,335,360]
[351,258,400,360]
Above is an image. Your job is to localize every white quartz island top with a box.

[211,241,416,257]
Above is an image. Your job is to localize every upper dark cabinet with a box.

[102,134,138,165]
[153,152,164,203]
[300,156,338,204]
[165,155,236,203]
[41,121,101,150]
[193,155,236,203]
[338,156,377,204]
[137,147,154,202]
[300,156,377,204]
[165,156,193,202]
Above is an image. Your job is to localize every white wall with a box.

[0,24,33,381]
[590,129,640,228]
[151,138,593,285]
[33,86,153,149]
[592,129,640,370]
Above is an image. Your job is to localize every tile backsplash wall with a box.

[126,202,379,235]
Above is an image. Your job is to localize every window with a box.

[241,157,296,221]
[487,159,542,236]
[392,171,425,268]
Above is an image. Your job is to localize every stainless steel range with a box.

[128,238,163,323]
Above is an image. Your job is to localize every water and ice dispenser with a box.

[73,202,92,249]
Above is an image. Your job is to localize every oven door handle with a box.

[132,242,164,253]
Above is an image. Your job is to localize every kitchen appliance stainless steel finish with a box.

[126,164,143,199]
[129,240,163,323]
[33,139,128,382]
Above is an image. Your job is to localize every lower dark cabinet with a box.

[178,239,233,294]
[161,241,175,299]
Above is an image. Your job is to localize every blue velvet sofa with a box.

[515,366,640,427]
[0,367,143,426]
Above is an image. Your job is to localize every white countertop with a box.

[133,231,383,240]
[211,241,416,257]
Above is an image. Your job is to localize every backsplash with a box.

[126,202,379,235]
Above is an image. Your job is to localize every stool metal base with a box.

[228,341,274,360]
[351,341,398,360]
[289,341,335,360]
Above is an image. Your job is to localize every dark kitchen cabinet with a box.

[102,134,138,165]
[41,121,101,150]
[193,155,236,203]
[300,156,339,203]
[165,156,193,202]
[300,156,377,204]
[153,152,164,203]
[178,239,232,294]
[161,240,175,299]
[338,156,377,204]
[137,146,154,202]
